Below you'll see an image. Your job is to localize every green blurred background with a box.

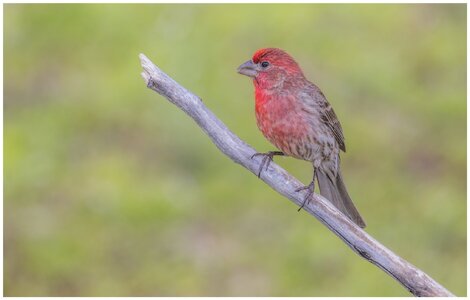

[4,4,466,296]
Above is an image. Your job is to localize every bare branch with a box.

[139,53,454,297]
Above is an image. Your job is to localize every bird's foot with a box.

[251,151,284,178]
[295,180,315,212]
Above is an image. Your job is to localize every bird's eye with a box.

[261,61,270,68]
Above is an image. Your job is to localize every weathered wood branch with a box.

[139,53,454,297]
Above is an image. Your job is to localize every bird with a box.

[237,48,366,228]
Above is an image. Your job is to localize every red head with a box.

[237,48,304,89]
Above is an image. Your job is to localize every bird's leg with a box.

[251,151,285,178]
[296,168,317,212]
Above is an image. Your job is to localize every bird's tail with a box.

[316,168,366,228]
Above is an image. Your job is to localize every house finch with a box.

[237,48,366,228]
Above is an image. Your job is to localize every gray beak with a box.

[237,60,258,77]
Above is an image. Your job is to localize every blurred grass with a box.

[4,4,466,296]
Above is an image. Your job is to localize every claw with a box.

[296,168,317,212]
[295,185,311,193]
[296,182,315,211]
[250,151,284,178]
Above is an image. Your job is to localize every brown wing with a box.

[309,85,346,152]
[320,101,346,152]
[302,82,347,152]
